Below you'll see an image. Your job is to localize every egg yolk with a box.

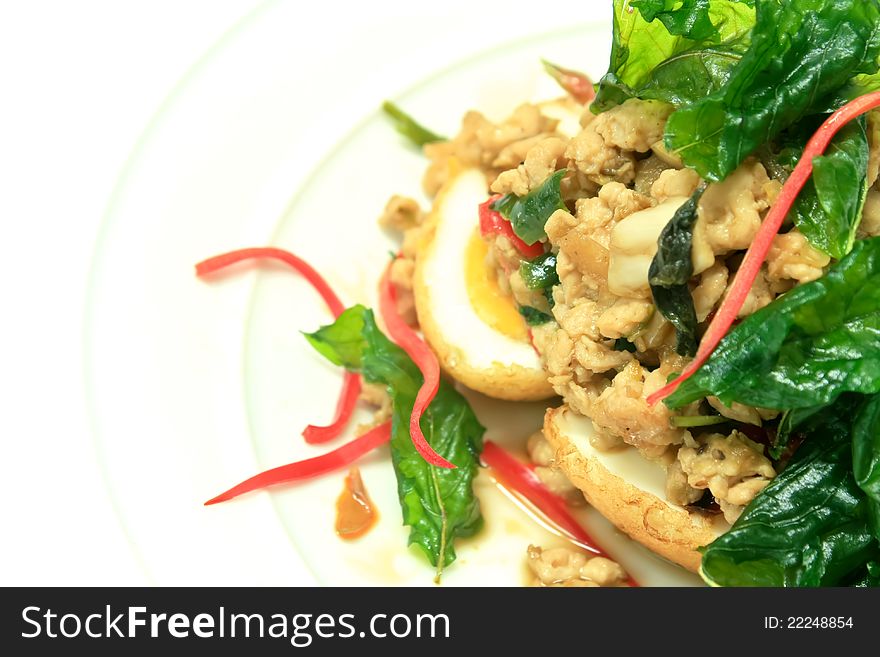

[463,229,528,341]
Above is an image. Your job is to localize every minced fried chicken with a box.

[391,95,880,517]
[478,99,814,513]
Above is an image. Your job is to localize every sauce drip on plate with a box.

[335,467,378,540]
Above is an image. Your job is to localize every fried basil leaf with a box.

[664,237,880,410]
[853,393,880,537]
[664,0,880,181]
[651,286,699,357]
[700,396,880,587]
[847,561,880,587]
[635,43,749,107]
[648,186,705,356]
[305,305,483,571]
[821,73,880,113]
[492,170,566,246]
[786,117,870,259]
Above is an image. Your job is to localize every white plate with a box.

[86,3,701,586]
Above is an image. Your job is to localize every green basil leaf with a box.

[824,72,880,112]
[382,101,446,147]
[594,0,755,111]
[648,186,705,356]
[303,307,367,369]
[519,252,559,290]
[665,237,880,410]
[489,193,516,217]
[492,169,566,246]
[664,0,880,182]
[305,305,484,572]
[846,560,880,587]
[632,0,750,41]
[790,117,870,259]
[519,306,553,326]
[853,393,880,539]
[635,43,748,107]
[700,396,880,587]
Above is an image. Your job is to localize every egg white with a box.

[544,406,729,572]
[414,168,554,401]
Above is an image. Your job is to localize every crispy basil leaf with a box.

[305,305,483,571]
[491,169,566,246]
[651,286,699,357]
[700,396,880,587]
[519,306,553,326]
[648,186,705,356]
[786,117,870,259]
[665,237,880,410]
[382,101,445,147]
[665,0,880,181]
[853,393,880,537]
[519,252,559,290]
[594,0,755,111]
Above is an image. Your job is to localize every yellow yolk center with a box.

[463,229,528,342]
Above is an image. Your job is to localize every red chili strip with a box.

[542,59,595,104]
[526,328,542,358]
[647,90,880,406]
[196,247,361,442]
[479,195,545,259]
[481,440,638,587]
[196,247,345,316]
[204,421,392,505]
[379,261,455,469]
[302,371,362,444]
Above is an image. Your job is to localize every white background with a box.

[1,0,265,586]
[0,0,611,585]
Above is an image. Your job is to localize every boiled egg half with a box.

[414,167,554,401]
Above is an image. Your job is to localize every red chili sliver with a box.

[542,59,595,104]
[647,90,880,407]
[481,440,638,587]
[302,371,362,444]
[196,247,360,442]
[479,195,545,259]
[379,260,455,469]
[196,247,345,316]
[204,421,392,505]
[526,328,542,358]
